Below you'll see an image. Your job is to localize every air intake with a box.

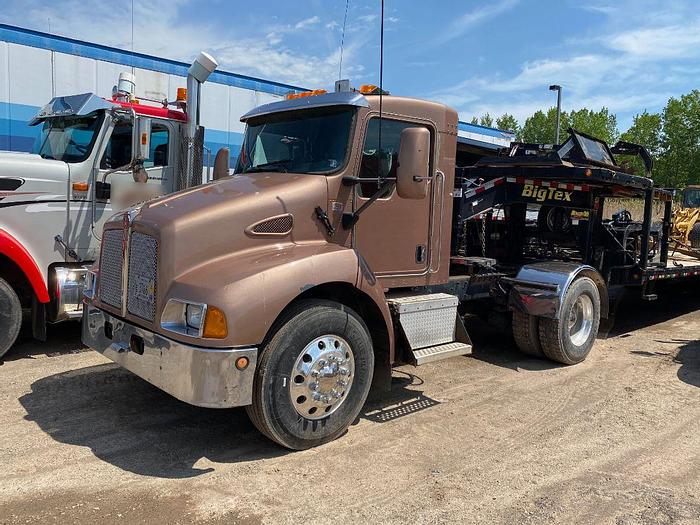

[246,214,294,236]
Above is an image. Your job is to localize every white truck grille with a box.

[98,229,124,308]
[126,232,158,321]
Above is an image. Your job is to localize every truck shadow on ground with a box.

[2,321,86,365]
[675,340,700,389]
[603,282,700,338]
[18,363,285,479]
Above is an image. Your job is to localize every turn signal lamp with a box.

[285,89,328,100]
[176,87,187,102]
[72,181,89,191]
[203,305,228,339]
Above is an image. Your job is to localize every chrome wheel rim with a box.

[568,294,593,346]
[289,335,355,420]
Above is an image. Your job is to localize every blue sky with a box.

[2,0,699,129]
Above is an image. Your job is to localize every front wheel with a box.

[0,277,22,359]
[246,300,374,450]
[538,277,601,365]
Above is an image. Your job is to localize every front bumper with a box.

[82,302,257,408]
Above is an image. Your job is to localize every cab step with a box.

[387,292,473,365]
[412,341,472,365]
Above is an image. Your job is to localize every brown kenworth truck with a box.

[82,84,691,449]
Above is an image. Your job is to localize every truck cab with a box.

[0,52,219,357]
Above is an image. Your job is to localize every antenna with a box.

[377,0,385,187]
[131,0,135,75]
[338,0,349,80]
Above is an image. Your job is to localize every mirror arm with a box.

[342,176,396,186]
[342,181,396,229]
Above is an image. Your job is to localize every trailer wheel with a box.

[246,299,374,450]
[538,277,600,365]
[689,222,700,249]
[512,310,543,357]
[0,277,22,359]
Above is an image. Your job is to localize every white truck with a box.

[0,52,222,357]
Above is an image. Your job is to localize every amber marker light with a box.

[72,181,89,191]
[235,356,249,370]
[176,87,187,102]
[202,305,228,339]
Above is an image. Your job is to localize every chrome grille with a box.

[127,232,158,321]
[98,229,124,308]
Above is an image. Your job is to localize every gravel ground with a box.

[1,288,699,524]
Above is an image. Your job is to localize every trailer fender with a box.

[507,262,608,320]
[0,229,49,303]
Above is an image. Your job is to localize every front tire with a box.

[0,277,22,359]
[246,300,374,450]
[539,277,601,365]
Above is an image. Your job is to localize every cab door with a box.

[353,117,435,283]
[97,118,176,211]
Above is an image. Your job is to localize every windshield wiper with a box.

[243,160,291,173]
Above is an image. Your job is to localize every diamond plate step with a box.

[412,341,472,366]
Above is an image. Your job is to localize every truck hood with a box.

[0,151,69,198]
[131,172,330,280]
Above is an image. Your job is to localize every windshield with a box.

[683,188,700,208]
[235,107,355,174]
[34,113,103,163]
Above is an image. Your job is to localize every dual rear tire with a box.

[512,277,601,365]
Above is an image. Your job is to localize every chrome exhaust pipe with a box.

[185,52,218,188]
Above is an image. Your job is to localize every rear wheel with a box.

[512,310,543,357]
[246,300,374,450]
[538,277,600,365]
[0,277,22,359]
[689,222,700,249]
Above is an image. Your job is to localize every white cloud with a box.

[294,16,320,30]
[433,0,519,45]
[606,22,700,59]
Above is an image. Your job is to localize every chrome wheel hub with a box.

[289,335,355,420]
[568,294,593,346]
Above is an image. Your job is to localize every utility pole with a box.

[549,84,562,144]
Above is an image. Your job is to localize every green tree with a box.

[521,107,569,144]
[470,116,479,125]
[657,90,700,188]
[568,107,618,144]
[619,110,662,178]
[479,113,494,127]
[496,113,520,136]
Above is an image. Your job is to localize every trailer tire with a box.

[512,310,543,357]
[689,222,700,249]
[246,299,374,450]
[0,277,22,359]
[538,277,600,365]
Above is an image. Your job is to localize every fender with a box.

[0,229,50,303]
[507,261,608,320]
[165,242,394,355]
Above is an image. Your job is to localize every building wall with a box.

[0,24,302,165]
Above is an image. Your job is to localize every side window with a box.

[100,122,170,170]
[145,124,169,168]
[100,122,132,169]
[358,118,429,197]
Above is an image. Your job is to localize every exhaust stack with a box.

[184,51,218,187]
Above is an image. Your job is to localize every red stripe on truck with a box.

[0,229,50,303]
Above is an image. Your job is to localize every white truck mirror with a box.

[132,116,151,163]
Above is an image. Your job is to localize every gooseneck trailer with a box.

[81,85,697,449]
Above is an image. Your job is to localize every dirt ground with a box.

[1,288,700,525]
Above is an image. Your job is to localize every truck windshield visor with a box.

[236,107,354,175]
[34,113,103,163]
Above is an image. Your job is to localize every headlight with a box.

[161,299,227,339]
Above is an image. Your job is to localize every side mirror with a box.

[396,127,430,199]
[131,116,151,163]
